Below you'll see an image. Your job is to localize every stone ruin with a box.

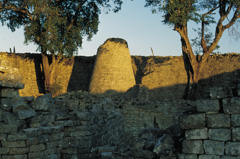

[89,38,136,94]
[1,43,240,159]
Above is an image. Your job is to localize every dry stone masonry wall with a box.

[1,53,240,159]
[178,88,240,159]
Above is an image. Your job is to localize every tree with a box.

[0,0,123,93]
[145,0,240,99]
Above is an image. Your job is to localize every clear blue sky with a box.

[0,0,239,56]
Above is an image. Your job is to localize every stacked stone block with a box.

[179,97,240,159]
[0,88,125,159]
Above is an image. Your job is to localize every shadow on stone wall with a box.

[33,54,45,93]
[67,56,95,92]
[148,69,240,100]
[132,56,171,85]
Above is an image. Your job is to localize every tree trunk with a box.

[41,53,51,93]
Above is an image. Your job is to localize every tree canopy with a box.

[145,0,240,99]
[0,0,123,56]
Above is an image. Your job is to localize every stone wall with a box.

[1,52,240,100]
[178,88,240,159]
[1,65,240,159]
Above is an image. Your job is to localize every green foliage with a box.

[145,0,240,55]
[191,28,220,55]
[145,0,200,26]
[0,0,123,56]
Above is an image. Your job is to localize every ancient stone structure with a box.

[178,88,240,159]
[89,38,136,94]
[1,68,240,158]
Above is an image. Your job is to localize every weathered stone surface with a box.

[29,144,45,152]
[210,87,233,99]
[225,142,240,156]
[231,114,240,127]
[0,88,19,98]
[127,148,156,159]
[1,154,27,159]
[89,38,136,94]
[9,148,29,155]
[232,128,240,142]
[180,113,205,129]
[7,133,28,141]
[0,65,24,89]
[207,114,230,128]
[199,155,220,159]
[1,141,26,148]
[23,127,43,137]
[221,156,237,159]
[0,147,9,155]
[223,97,240,114]
[153,134,174,155]
[196,100,219,113]
[28,151,44,158]
[0,125,18,133]
[0,134,7,141]
[32,94,53,111]
[208,129,231,141]
[203,140,224,155]
[185,128,208,140]
[182,140,204,154]
[178,154,197,159]
[0,98,15,111]
[12,100,36,119]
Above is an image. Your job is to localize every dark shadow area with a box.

[32,54,45,93]
[148,69,240,101]
[67,56,95,92]
[132,56,171,84]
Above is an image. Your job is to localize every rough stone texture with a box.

[180,113,205,129]
[208,129,231,141]
[1,53,240,100]
[182,140,204,154]
[231,115,240,127]
[232,128,240,142]
[221,156,237,159]
[185,128,208,140]
[210,87,233,99]
[89,38,136,94]
[31,94,53,111]
[196,100,219,113]
[225,142,240,156]
[203,140,224,155]
[0,89,19,98]
[178,154,198,159]
[223,97,240,114]
[0,59,24,89]
[199,155,220,159]
[207,114,230,128]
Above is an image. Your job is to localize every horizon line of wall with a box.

[0,52,240,100]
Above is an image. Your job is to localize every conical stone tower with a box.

[89,38,136,94]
